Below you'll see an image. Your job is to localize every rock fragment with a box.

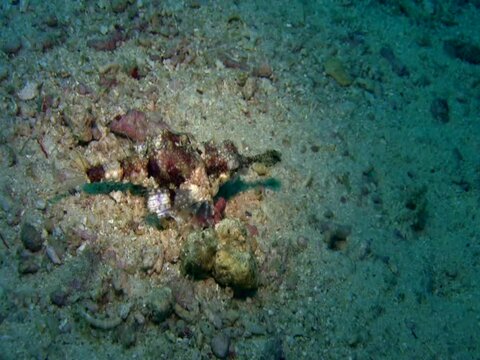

[50,288,69,307]
[110,110,148,142]
[146,286,173,323]
[181,228,218,278]
[213,249,258,292]
[17,81,40,101]
[211,332,230,359]
[20,223,44,252]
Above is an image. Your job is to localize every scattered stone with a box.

[35,199,47,210]
[110,110,148,142]
[140,244,163,273]
[20,223,44,252]
[116,323,136,348]
[211,332,230,359]
[112,270,128,294]
[252,63,273,79]
[63,105,95,144]
[324,57,352,86]
[87,30,124,51]
[243,319,267,336]
[220,54,249,71]
[18,254,40,274]
[17,81,40,101]
[45,245,62,265]
[50,288,69,307]
[444,39,480,65]
[173,303,197,323]
[241,77,257,101]
[1,36,22,55]
[118,303,132,320]
[430,98,450,123]
[133,311,146,325]
[181,228,218,278]
[146,286,173,323]
[79,308,123,330]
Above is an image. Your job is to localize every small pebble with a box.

[211,333,230,359]
[252,63,273,79]
[50,288,69,307]
[296,235,308,249]
[133,311,146,325]
[46,245,62,265]
[17,81,39,101]
[118,303,132,320]
[20,223,44,252]
[35,199,47,210]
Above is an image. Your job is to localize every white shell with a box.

[147,190,172,219]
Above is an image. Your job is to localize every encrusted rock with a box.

[215,218,250,250]
[213,219,258,292]
[181,228,218,278]
[213,248,258,292]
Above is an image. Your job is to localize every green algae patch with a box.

[82,182,147,196]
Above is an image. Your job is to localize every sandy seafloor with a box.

[0,0,479,359]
